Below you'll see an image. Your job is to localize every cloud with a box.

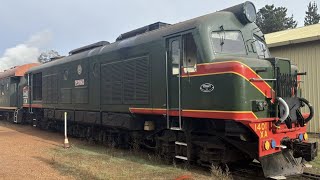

[26,30,52,47]
[0,30,52,72]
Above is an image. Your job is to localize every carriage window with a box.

[0,84,4,95]
[171,40,180,75]
[33,73,42,100]
[211,31,246,55]
[183,33,198,73]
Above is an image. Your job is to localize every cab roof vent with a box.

[69,41,110,55]
[116,22,170,41]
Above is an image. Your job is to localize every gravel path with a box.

[0,122,73,180]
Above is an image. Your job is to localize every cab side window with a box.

[183,33,198,73]
[33,73,42,101]
[171,40,180,75]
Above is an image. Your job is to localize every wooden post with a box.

[64,112,70,148]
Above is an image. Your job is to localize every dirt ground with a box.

[0,122,73,180]
[0,122,212,180]
[0,121,318,180]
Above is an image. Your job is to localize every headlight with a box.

[221,1,257,24]
[243,1,257,23]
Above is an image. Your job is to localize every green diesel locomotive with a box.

[0,1,317,178]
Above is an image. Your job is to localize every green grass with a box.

[39,135,320,179]
[46,142,226,180]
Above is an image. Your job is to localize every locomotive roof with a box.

[0,63,39,79]
[27,10,255,74]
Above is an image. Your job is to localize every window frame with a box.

[253,35,271,59]
[32,72,42,101]
[171,39,181,75]
[182,33,198,73]
[210,30,247,55]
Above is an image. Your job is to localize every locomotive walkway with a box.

[0,122,72,180]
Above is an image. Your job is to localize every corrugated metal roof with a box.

[265,23,320,48]
[0,63,39,79]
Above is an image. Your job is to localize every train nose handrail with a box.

[274,97,289,127]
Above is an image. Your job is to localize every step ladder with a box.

[13,108,20,123]
[167,112,183,131]
[175,141,188,161]
[33,118,37,127]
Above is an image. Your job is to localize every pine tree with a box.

[304,1,320,26]
[256,5,297,34]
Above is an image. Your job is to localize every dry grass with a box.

[47,142,219,180]
[210,165,231,180]
[0,121,232,179]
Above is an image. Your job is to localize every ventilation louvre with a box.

[101,56,150,105]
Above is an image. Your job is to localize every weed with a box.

[50,153,56,165]
[210,164,232,180]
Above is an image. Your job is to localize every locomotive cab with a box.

[166,1,318,178]
[207,2,317,178]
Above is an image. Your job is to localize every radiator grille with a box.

[277,73,297,98]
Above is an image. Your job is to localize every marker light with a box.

[271,140,276,149]
[298,134,304,141]
[264,141,270,150]
[304,133,308,141]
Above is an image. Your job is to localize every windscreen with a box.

[211,31,246,55]
[253,36,271,59]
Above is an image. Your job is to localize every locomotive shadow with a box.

[33,156,97,179]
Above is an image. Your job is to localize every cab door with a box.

[166,36,182,129]
[166,33,199,129]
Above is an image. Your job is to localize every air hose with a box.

[299,97,314,124]
[274,97,314,127]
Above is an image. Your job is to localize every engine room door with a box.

[10,83,17,107]
[166,36,182,129]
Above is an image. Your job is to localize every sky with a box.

[0,0,315,71]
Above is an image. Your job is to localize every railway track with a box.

[229,162,266,179]
[229,162,320,180]
[302,172,320,180]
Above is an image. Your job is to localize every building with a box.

[265,24,320,133]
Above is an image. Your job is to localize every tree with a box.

[304,1,320,26]
[38,50,61,63]
[256,5,298,34]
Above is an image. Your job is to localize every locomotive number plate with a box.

[254,122,268,138]
[75,79,85,86]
